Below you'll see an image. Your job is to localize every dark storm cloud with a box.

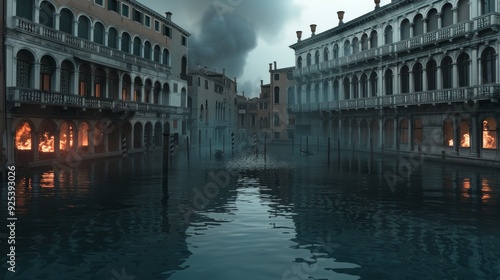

[153,0,298,78]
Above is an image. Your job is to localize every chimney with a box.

[273,61,277,70]
[296,30,302,42]
[269,63,273,71]
[375,0,381,9]
[165,12,172,20]
[337,11,345,25]
[310,24,317,36]
[260,80,263,86]
[223,68,226,76]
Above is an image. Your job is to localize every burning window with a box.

[16,122,32,150]
[38,132,55,153]
[482,117,497,149]
[443,119,454,146]
[79,123,90,147]
[459,120,470,147]
[60,122,74,151]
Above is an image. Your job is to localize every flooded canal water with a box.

[2,144,500,280]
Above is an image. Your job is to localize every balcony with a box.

[288,85,500,113]
[7,88,190,115]
[13,17,172,73]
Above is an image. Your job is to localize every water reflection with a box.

[3,147,500,279]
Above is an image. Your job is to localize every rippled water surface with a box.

[2,145,500,280]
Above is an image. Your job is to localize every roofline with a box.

[130,0,190,36]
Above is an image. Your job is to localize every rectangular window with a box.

[182,36,187,46]
[144,15,151,27]
[163,25,171,37]
[134,10,142,23]
[121,4,129,17]
[240,115,245,126]
[173,83,178,92]
[205,80,209,89]
[95,0,104,7]
[108,0,119,13]
[154,20,160,32]
[274,73,279,81]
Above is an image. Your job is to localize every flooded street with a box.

[2,145,500,280]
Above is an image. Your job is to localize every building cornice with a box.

[289,0,419,51]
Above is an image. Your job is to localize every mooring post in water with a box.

[327,137,331,167]
[231,132,235,157]
[209,138,212,159]
[162,131,170,198]
[186,136,190,161]
[198,130,201,159]
[264,134,267,162]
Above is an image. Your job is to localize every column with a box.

[437,13,442,29]
[54,66,61,92]
[452,7,458,23]
[452,62,459,88]
[54,130,61,158]
[471,47,479,86]
[453,114,459,155]
[471,114,480,157]
[88,128,95,154]
[33,6,40,24]
[73,20,78,36]
[54,13,60,30]
[34,132,39,161]
[34,62,41,90]
[423,19,428,34]
[339,79,344,100]
[118,35,123,52]
[130,82,135,101]
[422,65,428,91]
[409,70,415,93]
[105,75,110,98]
[408,115,414,151]
[394,117,399,151]
[436,66,442,89]
[7,46,15,87]
[377,68,383,97]
[378,118,384,149]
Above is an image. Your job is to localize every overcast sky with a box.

[140,0,392,97]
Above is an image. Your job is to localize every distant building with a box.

[289,0,500,160]
[188,68,238,149]
[5,0,190,166]
[268,62,295,141]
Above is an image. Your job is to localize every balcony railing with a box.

[289,85,499,113]
[7,88,190,115]
[13,17,172,73]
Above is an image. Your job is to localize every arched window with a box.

[332,44,339,59]
[274,113,280,126]
[457,53,470,87]
[60,60,74,94]
[79,64,91,96]
[481,47,496,84]
[94,22,105,45]
[154,45,161,62]
[426,59,437,90]
[352,37,359,54]
[427,9,438,32]
[314,50,320,64]
[181,56,188,75]
[16,50,34,88]
[144,41,152,59]
[400,119,409,144]
[459,119,470,147]
[400,19,411,40]
[108,28,118,49]
[369,72,378,97]
[457,0,470,22]
[441,56,453,89]
[94,68,106,98]
[323,81,329,102]
[343,77,350,99]
[361,34,368,51]
[274,86,280,104]
[17,0,33,20]
[443,119,454,146]
[323,47,329,62]
[297,56,302,68]
[40,55,56,91]
[385,69,393,95]
[482,117,497,149]
[352,76,359,98]
[314,83,320,103]
[442,3,453,27]
[121,32,131,53]
[307,53,312,66]
[414,14,424,36]
[344,40,351,56]
[163,49,170,65]
[39,1,55,28]
[306,84,311,103]
[133,37,142,56]
[59,9,73,34]
[332,79,340,101]
[412,63,423,92]
[78,16,90,40]
[414,119,423,145]
[370,31,378,48]
[297,86,302,104]
[401,65,410,93]
[384,25,393,44]
[360,74,368,98]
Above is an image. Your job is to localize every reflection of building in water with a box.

[289,0,500,162]
[5,0,190,167]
